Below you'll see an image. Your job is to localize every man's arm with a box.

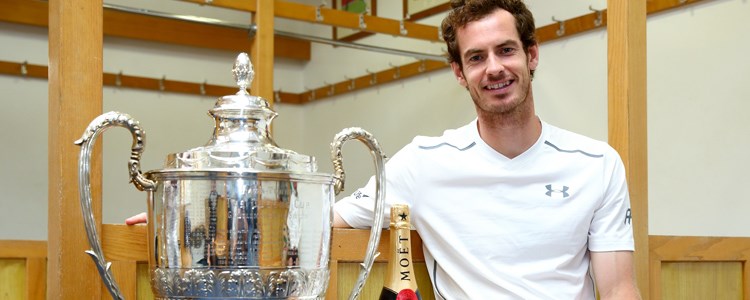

[333,211,352,228]
[591,251,641,299]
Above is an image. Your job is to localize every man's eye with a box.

[468,55,482,62]
[501,48,516,55]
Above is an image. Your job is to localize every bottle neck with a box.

[383,212,419,292]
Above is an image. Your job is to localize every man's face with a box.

[450,9,539,118]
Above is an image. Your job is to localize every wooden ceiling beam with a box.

[0,0,309,61]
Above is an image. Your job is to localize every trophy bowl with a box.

[76,53,385,299]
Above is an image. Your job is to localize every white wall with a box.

[1,0,749,240]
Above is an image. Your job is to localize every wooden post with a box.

[251,0,275,105]
[48,0,103,298]
[607,0,649,297]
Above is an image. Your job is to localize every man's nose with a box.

[485,55,505,76]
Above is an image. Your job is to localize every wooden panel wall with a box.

[3,235,750,299]
[650,235,750,300]
[0,240,47,300]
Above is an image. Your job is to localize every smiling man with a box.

[333,0,641,298]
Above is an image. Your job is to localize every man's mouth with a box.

[485,80,512,90]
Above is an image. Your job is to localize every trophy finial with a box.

[232,52,254,94]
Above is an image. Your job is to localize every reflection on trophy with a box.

[76,53,386,299]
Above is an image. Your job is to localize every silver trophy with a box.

[76,53,385,300]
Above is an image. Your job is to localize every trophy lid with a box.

[160,53,317,173]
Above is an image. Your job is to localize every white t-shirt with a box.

[334,119,634,299]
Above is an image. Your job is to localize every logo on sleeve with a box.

[624,208,632,225]
[545,184,570,198]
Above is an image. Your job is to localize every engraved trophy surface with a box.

[76,53,386,300]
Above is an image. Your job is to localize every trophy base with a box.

[151,267,329,299]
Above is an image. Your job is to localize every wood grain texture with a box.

[47,0,104,298]
[607,0,649,296]
[650,236,750,300]
[0,259,25,300]
[25,258,46,300]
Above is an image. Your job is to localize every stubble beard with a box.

[471,78,532,128]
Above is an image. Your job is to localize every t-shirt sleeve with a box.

[588,148,635,252]
[334,143,417,229]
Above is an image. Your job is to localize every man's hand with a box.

[125,212,147,225]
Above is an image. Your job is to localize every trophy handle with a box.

[74,111,156,300]
[331,127,386,300]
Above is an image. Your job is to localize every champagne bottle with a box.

[379,204,422,300]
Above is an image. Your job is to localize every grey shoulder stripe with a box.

[544,140,603,158]
[418,141,476,151]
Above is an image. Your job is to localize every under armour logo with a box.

[353,191,369,199]
[624,208,632,225]
[545,184,570,198]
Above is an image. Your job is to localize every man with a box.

[333,0,640,298]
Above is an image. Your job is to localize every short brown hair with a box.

[441,0,537,68]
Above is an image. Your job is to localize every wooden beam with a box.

[607,0,649,297]
[251,0,275,104]
[0,0,309,61]
[48,0,104,298]
[0,60,305,104]
[180,0,442,42]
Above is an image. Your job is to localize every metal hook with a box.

[366,69,377,85]
[399,20,408,35]
[679,0,687,3]
[159,75,166,91]
[418,60,426,73]
[551,16,565,37]
[589,6,603,27]
[359,12,367,30]
[345,76,355,90]
[115,71,122,87]
[274,89,282,103]
[305,87,316,101]
[324,81,335,96]
[200,80,207,95]
[20,61,28,77]
[315,6,324,22]
[389,63,400,79]
[203,0,213,5]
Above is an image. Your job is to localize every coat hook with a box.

[399,20,408,35]
[366,69,377,85]
[418,60,426,73]
[345,76,355,90]
[389,63,401,79]
[115,71,122,87]
[200,80,207,95]
[324,81,335,96]
[20,61,28,76]
[159,76,166,91]
[359,12,367,30]
[679,0,687,3]
[589,5,603,27]
[202,0,212,5]
[315,6,324,22]
[274,89,282,103]
[551,16,565,36]
[305,87,316,101]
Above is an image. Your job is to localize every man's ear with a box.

[528,44,539,72]
[451,62,467,87]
